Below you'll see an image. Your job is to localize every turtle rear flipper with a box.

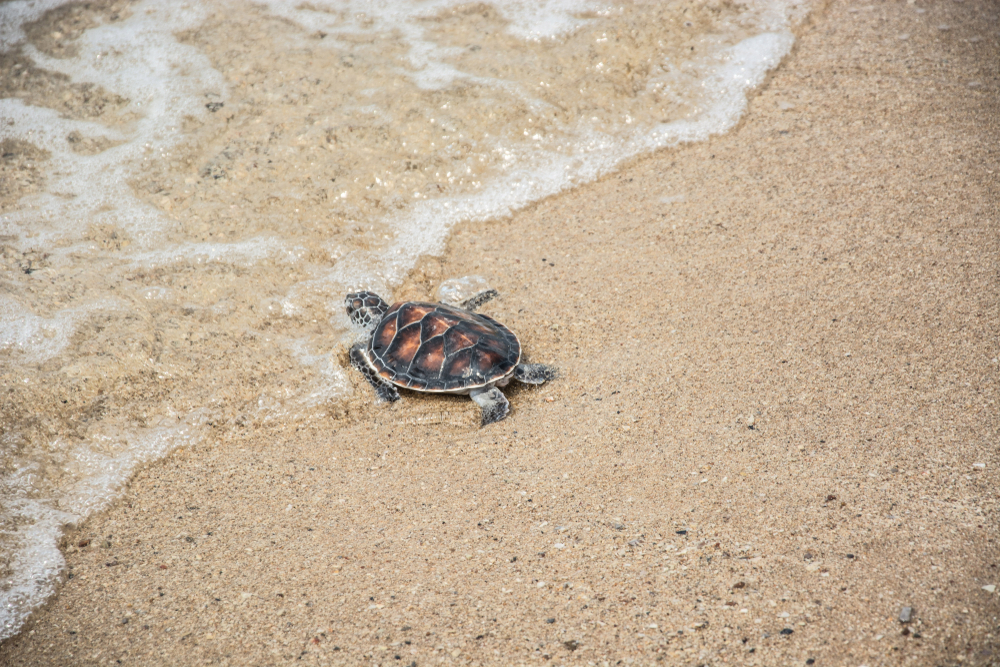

[514,363,557,385]
[460,288,499,312]
[350,342,400,403]
[470,386,509,426]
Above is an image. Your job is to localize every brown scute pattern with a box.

[367,301,520,391]
[441,347,475,381]
[385,322,422,365]
[474,348,505,374]
[396,303,435,328]
[477,332,510,358]
[420,312,458,340]
[409,336,445,379]
[442,326,476,358]
[371,315,397,355]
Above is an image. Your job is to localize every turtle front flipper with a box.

[350,342,400,403]
[460,288,499,312]
[470,386,509,426]
[514,363,557,385]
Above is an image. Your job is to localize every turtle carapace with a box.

[345,288,555,426]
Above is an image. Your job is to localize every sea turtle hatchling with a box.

[345,288,556,426]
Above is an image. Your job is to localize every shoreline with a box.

[3,1,999,665]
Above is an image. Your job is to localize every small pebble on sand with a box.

[982,585,996,594]
[899,606,914,623]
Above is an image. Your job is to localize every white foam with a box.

[0,0,222,251]
[0,294,123,362]
[0,0,67,50]
[127,237,306,269]
[0,413,207,641]
[260,0,613,89]
[0,495,74,642]
[60,414,208,516]
[283,339,352,410]
[263,0,608,43]
[302,31,794,303]
[495,0,610,41]
[435,275,493,307]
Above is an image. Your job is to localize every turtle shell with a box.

[366,301,520,392]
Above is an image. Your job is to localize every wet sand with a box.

[3,1,999,665]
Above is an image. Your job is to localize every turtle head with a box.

[345,291,389,332]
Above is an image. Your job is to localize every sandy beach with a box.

[2,0,998,665]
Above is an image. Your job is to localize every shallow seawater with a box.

[0,0,806,640]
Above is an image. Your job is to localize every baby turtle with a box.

[345,288,555,426]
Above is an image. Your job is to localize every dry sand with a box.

[3,1,999,665]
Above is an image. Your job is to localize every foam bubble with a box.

[436,275,494,307]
